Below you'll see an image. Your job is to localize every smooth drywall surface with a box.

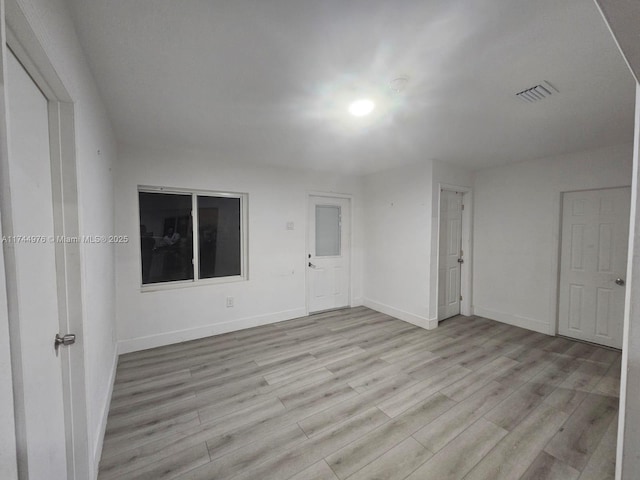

[595,0,640,83]
[15,0,118,475]
[363,162,434,328]
[0,219,17,480]
[362,160,473,328]
[115,144,364,352]
[0,6,18,475]
[473,143,633,334]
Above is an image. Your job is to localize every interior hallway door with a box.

[5,48,69,478]
[558,187,630,348]
[438,190,463,321]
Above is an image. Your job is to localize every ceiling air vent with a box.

[515,81,559,103]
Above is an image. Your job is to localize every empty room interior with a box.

[3,0,640,479]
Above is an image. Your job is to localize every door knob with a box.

[457,258,464,264]
[308,262,317,269]
[54,333,76,352]
[615,278,625,286]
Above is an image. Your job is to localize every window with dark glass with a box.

[138,189,246,286]
[198,196,241,279]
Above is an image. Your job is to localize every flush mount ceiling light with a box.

[348,98,375,117]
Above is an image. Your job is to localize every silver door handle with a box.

[55,333,76,352]
[615,278,625,286]
[308,262,317,269]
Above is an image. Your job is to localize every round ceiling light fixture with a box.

[348,98,375,117]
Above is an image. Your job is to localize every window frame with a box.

[138,185,248,291]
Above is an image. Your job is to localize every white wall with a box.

[13,0,118,475]
[362,160,472,328]
[115,144,364,352]
[0,4,18,474]
[473,143,633,334]
[0,220,17,480]
[363,162,433,327]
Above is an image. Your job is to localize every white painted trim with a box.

[351,297,364,307]
[473,305,551,335]
[118,307,308,354]
[616,82,640,480]
[92,346,118,475]
[364,298,437,330]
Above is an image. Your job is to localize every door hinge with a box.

[461,204,465,211]
[460,295,463,301]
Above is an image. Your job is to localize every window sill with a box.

[140,275,247,293]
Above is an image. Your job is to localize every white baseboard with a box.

[473,305,551,335]
[351,297,364,307]
[93,344,118,476]
[117,308,308,354]
[363,298,437,330]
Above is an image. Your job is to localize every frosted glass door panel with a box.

[316,205,341,256]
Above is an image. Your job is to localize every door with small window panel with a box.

[307,196,351,313]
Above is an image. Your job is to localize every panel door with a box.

[307,196,350,313]
[6,49,68,478]
[558,187,630,348]
[438,190,463,321]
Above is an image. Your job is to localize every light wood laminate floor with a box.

[99,307,621,480]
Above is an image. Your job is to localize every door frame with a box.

[553,186,632,343]
[432,183,473,321]
[1,2,90,478]
[305,192,353,315]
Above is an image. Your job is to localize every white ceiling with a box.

[66,0,635,174]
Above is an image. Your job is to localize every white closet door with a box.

[558,187,630,348]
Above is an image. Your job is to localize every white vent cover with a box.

[516,81,559,102]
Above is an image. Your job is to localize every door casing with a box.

[2,2,90,478]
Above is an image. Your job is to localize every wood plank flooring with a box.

[99,307,621,480]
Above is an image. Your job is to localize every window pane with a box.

[139,192,193,284]
[315,205,341,256]
[198,196,241,278]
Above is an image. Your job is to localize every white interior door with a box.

[307,196,350,313]
[438,190,463,321]
[6,49,69,478]
[558,187,630,348]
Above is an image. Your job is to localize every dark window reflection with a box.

[198,196,241,278]
[139,192,194,284]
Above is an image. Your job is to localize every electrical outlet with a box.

[226,296,234,308]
